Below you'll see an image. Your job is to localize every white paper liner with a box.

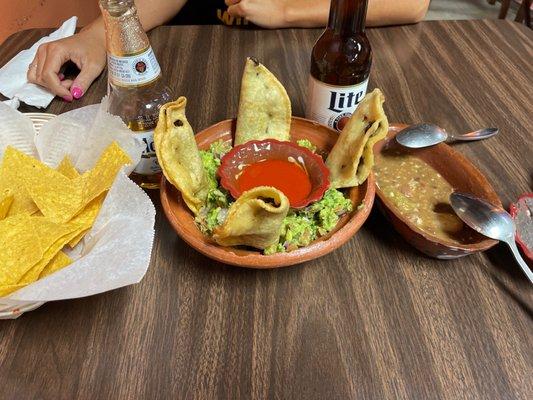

[0,102,38,159]
[0,99,154,315]
[35,96,144,172]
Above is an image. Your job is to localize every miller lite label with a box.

[305,76,369,131]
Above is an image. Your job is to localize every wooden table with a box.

[1,20,532,399]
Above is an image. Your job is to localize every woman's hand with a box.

[27,27,107,102]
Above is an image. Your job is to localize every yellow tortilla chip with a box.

[0,153,38,216]
[3,146,84,223]
[67,193,105,247]
[39,251,72,279]
[213,186,289,249]
[0,251,72,296]
[57,156,80,179]
[0,189,14,219]
[18,221,82,284]
[0,283,27,297]
[68,228,89,248]
[154,97,208,215]
[77,142,131,205]
[326,89,389,188]
[0,214,43,285]
[234,57,291,146]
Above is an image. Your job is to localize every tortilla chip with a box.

[57,156,80,179]
[68,228,89,248]
[0,214,43,285]
[0,189,14,219]
[17,217,81,284]
[3,146,84,223]
[0,153,38,216]
[213,186,289,249]
[67,193,105,247]
[0,251,72,296]
[154,97,208,215]
[39,251,72,279]
[326,89,389,188]
[0,283,27,297]
[234,57,292,146]
[77,142,131,205]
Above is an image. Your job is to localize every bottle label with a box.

[108,47,161,87]
[305,76,369,131]
[132,130,161,176]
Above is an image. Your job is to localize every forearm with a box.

[284,0,429,28]
[285,0,329,27]
[367,0,429,26]
[81,0,187,40]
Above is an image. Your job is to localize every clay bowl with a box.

[373,123,500,259]
[160,117,375,268]
[218,139,330,208]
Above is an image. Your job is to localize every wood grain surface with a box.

[0,20,532,399]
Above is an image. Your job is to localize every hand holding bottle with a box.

[26,25,107,102]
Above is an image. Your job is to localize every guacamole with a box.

[264,189,352,254]
[195,140,354,253]
[195,141,233,234]
[296,139,317,153]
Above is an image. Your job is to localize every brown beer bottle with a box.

[305,0,372,131]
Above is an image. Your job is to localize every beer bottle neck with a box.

[100,0,150,56]
[327,0,368,34]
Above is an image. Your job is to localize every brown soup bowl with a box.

[373,123,500,259]
[160,117,375,268]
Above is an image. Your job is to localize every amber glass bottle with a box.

[305,0,372,131]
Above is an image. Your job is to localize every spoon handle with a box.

[449,128,499,141]
[506,239,533,284]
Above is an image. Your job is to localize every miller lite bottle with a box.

[100,0,173,189]
[305,0,372,131]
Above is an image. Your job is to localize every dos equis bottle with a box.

[100,0,172,189]
[305,0,372,131]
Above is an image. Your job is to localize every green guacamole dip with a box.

[195,140,354,254]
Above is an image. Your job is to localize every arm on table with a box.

[227,0,430,28]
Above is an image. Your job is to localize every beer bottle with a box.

[305,0,372,131]
[100,0,173,189]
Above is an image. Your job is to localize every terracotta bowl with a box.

[160,117,375,268]
[373,124,501,259]
[218,139,330,208]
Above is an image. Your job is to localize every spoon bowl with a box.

[450,192,533,283]
[450,192,515,241]
[396,123,498,148]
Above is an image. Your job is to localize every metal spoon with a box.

[396,123,498,148]
[450,192,533,283]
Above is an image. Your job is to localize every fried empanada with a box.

[326,89,389,188]
[234,57,291,146]
[213,186,289,249]
[154,97,208,214]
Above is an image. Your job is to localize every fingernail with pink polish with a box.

[71,86,83,99]
[62,95,73,102]
[58,73,65,81]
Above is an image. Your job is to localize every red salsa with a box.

[237,159,311,205]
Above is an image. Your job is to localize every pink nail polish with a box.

[58,73,65,81]
[62,95,73,102]
[71,86,83,99]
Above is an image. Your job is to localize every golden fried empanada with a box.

[326,89,388,188]
[213,186,289,249]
